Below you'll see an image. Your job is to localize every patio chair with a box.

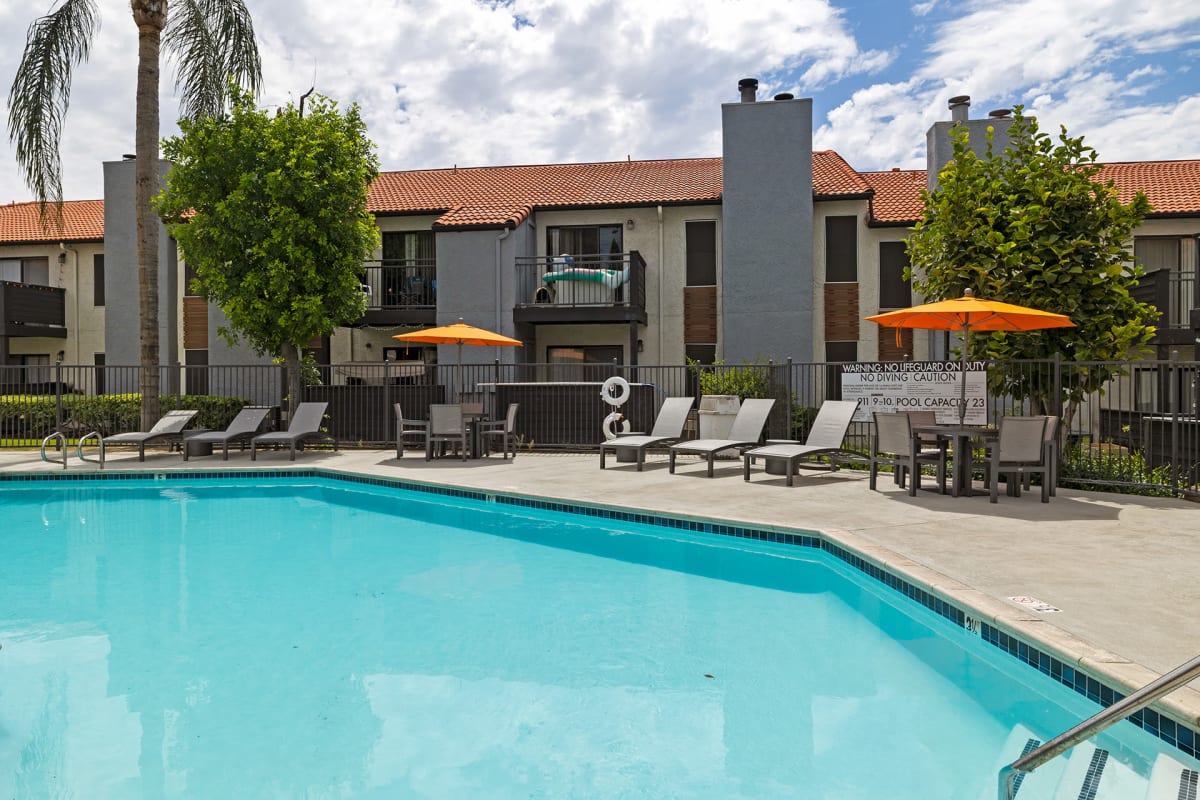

[426,403,468,461]
[1021,415,1059,498]
[181,406,271,461]
[981,415,1052,503]
[250,402,336,461]
[600,396,695,471]
[95,409,199,461]
[393,403,428,458]
[742,400,861,487]
[867,412,947,495]
[668,398,776,478]
[481,403,520,460]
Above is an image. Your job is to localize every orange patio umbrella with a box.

[865,289,1074,424]
[393,318,522,401]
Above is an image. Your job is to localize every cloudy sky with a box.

[3,0,1200,203]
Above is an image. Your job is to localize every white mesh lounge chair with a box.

[982,415,1052,503]
[668,398,776,478]
[250,402,336,461]
[182,406,271,461]
[599,397,694,471]
[742,400,861,486]
[867,411,946,495]
[98,409,199,461]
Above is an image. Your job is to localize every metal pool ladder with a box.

[998,652,1200,799]
[40,432,69,470]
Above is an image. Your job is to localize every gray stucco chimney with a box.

[738,78,759,103]
[948,95,971,122]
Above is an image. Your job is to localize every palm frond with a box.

[164,0,262,121]
[6,0,100,216]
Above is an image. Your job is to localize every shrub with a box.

[691,359,772,400]
[1060,447,1177,497]
[0,394,251,439]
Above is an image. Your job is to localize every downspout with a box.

[64,243,80,362]
[495,226,511,335]
[657,205,664,360]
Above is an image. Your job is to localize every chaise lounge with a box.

[742,399,861,486]
[250,402,336,461]
[93,408,199,461]
[668,398,776,478]
[599,396,695,471]
[182,406,271,461]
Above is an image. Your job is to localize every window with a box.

[878,241,911,309]
[825,216,858,282]
[94,353,105,394]
[185,349,208,395]
[184,263,201,297]
[22,354,52,384]
[686,221,717,286]
[93,254,105,306]
[825,341,858,401]
[546,345,623,381]
[1135,235,1198,328]
[382,231,435,305]
[0,256,50,286]
[685,344,717,365]
[547,225,623,264]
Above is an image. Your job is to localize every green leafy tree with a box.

[906,108,1158,431]
[156,88,381,413]
[8,0,262,430]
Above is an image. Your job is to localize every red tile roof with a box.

[369,158,724,228]
[1095,160,1200,216]
[0,200,104,244]
[813,150,871,197]
[860,169,928,224]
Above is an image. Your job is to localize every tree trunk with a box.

[133,1,166,431]
[282,342,302,419]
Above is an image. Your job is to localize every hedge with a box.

[0,394,251,440]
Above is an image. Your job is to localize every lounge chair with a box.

[599,396,694,471]
[868,411,946,494]
[668,398,776,478]
[181,406,271,461]
[94,409,199,461]
[394,403,428,458]
[742,399,861,486]
[250,402,336,461]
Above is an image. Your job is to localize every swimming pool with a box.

[0,473,1196,798]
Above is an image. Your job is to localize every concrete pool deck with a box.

[3,445,1199,729]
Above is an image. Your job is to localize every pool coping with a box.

[5,462,1199,762]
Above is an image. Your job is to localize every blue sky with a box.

[3,0,1200,202]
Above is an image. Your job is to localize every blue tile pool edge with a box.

[2,465,1196,761]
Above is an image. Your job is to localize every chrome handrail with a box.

[998,653,1200,799]
[77,430,104,468]
[40,432,68,470]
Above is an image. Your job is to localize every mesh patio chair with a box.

[96,409,199,461]
[182,406,271,461]
[394,403,428,458]
[742,399,860,486]
[869,411,947,495]
[982,415,1052,503]
[668,398,776,478]
[599,396,694,471]
[426,404,468,461]
[481,403,520,460]
[250,402,336,461]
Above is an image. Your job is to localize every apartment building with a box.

[2,85,1197,385]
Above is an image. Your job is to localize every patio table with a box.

[911,424,997,497]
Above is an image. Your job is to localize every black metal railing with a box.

[360,259,437,310]
[514,251,647,312]
[2,356,1198,498]
[1,280,67,333]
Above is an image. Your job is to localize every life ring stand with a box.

[603,412,631,440]
[601,376,630,406]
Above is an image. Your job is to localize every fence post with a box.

[1171,350,1180,494]
[1052,352,1062,419]
[54,355,64,434]
[787,357,794,439]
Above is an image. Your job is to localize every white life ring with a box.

[603,412,631,440]
[601,376,630,406]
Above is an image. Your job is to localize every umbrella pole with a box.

[958,326,970,425]
[456,341,463,403]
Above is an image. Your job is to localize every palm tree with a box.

[8,0,262,430]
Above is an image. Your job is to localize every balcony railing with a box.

[1135,269,1197,333]
[1,280,66,337]
[359,260,436,325]
[514,251,647,324]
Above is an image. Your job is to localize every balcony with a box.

[1,280,66,338]
[359,260,436,326]
[1134,269,1197,345]
[513,251,647,325]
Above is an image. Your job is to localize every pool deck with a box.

[3,445,1199,729]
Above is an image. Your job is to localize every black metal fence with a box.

[2,357,1197,498]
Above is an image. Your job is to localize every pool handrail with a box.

[77,430,105,468]
[998,652,1200,799]
[40,431,68,470]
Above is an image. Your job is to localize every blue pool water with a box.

[0,476,1192,798]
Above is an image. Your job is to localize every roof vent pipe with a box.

[738,78,759,103]
[948,94,970,122]
[774,92,794,101]
[988,108,1012,118]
